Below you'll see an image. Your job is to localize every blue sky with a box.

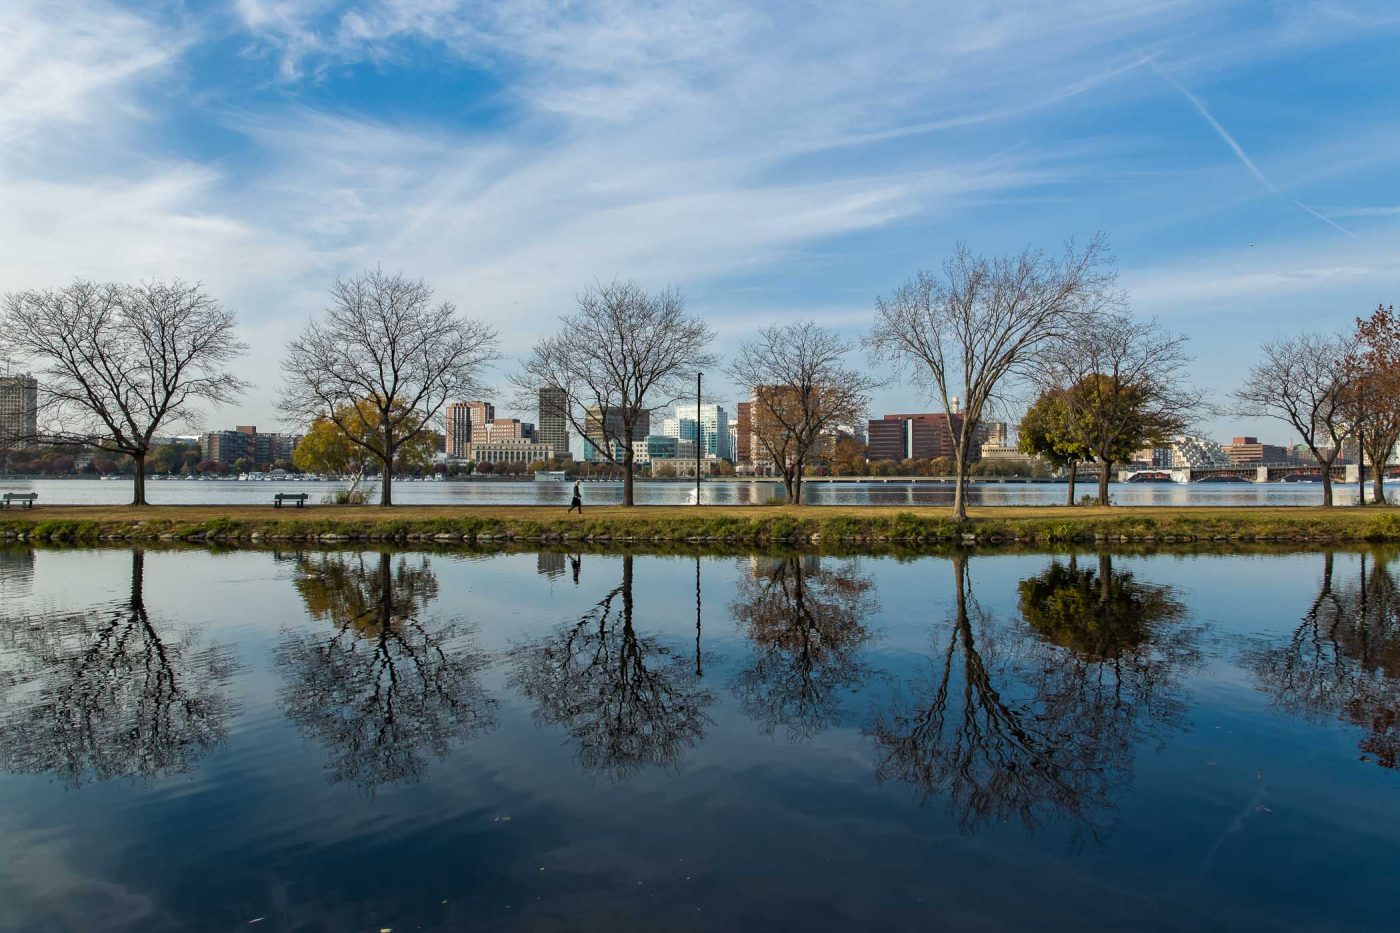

[4,0,1400,444]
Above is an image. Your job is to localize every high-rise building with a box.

[201,426,302,467]
[736,402,752,464]
[582,407,650,462]
[538,386,570,458]
[670,403,731,460]
[445,402,472,458]
[445,400,496,459]
[0,374,38,447]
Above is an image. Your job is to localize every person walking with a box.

[568,479,583,514]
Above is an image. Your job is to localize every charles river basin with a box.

[1,544,1397,931]
[0,476,1386,507]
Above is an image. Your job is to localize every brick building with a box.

[866,412,983,462]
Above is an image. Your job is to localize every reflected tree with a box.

[1251,552,1400,769]
[0,549,237,786]
[867,553,1198,840]
[512,554,714,780]
[729,555,878,742]
[278,551,496,790]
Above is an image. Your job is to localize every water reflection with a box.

[729,555,878,742]
[0,545,35,598]
[0,549,237,786]
[277,551,497,791]
[869,554,1199,840]
[1252,552,1400,769]
[512,553,715,780]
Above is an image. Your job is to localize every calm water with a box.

[1,545,1397,931]
[0,476,1383,507]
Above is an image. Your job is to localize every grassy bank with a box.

[4,503,1400,546]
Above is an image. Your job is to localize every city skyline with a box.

[5,2,1399,441]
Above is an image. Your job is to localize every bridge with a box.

[1118,462,1380,484]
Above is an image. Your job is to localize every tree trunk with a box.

[1066,460,1077,506]
[793,465,804,505]
[1098,458,1112,507]
[780,463,796,504]
[1358,436,1367,506]
[1373,451,1386,506]
[951,432,972,522]
[1321,462,1334,507]
[623,448,635,506]
[380,446,394,507]
[131,451,148,506]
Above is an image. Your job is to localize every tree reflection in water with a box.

[278,551,496,791]
[1251,552,1400,769]
[512,553,714,780]
[729,555,877,742]
[0,549,237,787]
[868,553,1199,840]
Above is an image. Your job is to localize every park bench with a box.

[2,492,38,509]
[273,492,309,509]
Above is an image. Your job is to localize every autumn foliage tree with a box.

[1018,388,1089,505]
[1039,314,1196,506]
[1342,304,1400,505]
[293,399,439,503]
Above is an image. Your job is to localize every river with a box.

[0,475,1382,507]
[0,544,1396,930]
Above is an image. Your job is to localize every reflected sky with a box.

[1,545,1398,931]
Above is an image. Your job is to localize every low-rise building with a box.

[650,456,726,477]
[467,438,556,464]
[1222,436,1293,464]
[979,443,1035,463]
[632,435,696,465]
[201,426,302,466]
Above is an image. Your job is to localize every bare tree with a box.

[729,321,877,504]
[1039,313,1200,506]
[868,238,1116,520]
[515,280,715,506]
[1233,334,1353,507]
[280,268,498,507]
[1,280,247,505]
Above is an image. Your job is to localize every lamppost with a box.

[695,371,702,506]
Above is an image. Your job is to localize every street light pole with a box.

[696,371,702,505]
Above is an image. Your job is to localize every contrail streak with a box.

[1154,64,1360,241]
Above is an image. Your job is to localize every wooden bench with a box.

[273,492,309,509]
[2,492,38,509]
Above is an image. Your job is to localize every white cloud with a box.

[5,0,1400,432]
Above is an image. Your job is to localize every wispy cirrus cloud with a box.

[4,0,1400,434]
